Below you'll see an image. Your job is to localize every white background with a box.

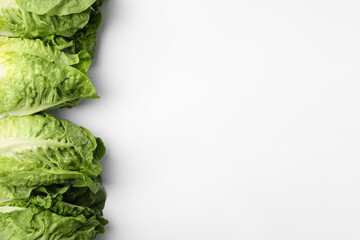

[54,0,360,239]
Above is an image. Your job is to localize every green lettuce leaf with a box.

[0,183,108,234]
[0,0,104,56]
[0,174,107,239]
[0,183,107,213]
[0,5,91,38]
[0,205,101,240]
[0,113,105,192]
[16,0,97,16]
[0,37,98,116]
[0,0,102,38]
[41,0,103,58]
[0,0,100,38]
[70,3,102,58]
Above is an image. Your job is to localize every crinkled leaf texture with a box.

[0,183,107,239]
[0,37,98,116]
[16,0,96,16]
[0,206,100,240]
[0,0,101,38]
[0,183,107,213]
[41,0,103,58]
[70,1,102,58]
[0,113,106,192]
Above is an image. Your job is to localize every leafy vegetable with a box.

[40,0,103,58]
[0,0,101,38]
[16,0,96,15]
[0,1,107,238]
[0,183,108,240]
[0,184,107,214]
[69,1,103,58]
[0,113,105,192]
[0,37,98,116]
[0,114,108,239]
[0,206,101,239]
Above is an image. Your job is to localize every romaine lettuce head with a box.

[0,184,108,234]
[0,0,101,38]
[0,170,108,239]
[0,113,106,192]
[0,37,98,116]
[0,183,107,213]
[0,205,102,240]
